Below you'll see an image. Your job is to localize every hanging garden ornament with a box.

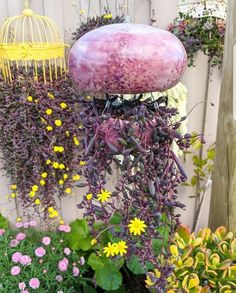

[69,23,187,95]
[0,0,68,83]
[178,0,227,19]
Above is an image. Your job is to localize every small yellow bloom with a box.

[11,184,17,190]
[29,191,36,198]
[55,120,62,127]
[59,164,65,170]
[74,136,80,146]
[103,242,119,257]
[65,188,72,194]
[32,185,39,192]
[46,126,53,131]
[59,180,64,185]
[103,13,113,19]
[40,179,46,186]
[86,193,93,200]
[53,162,59,169]
[145,269,161,288]
[46,159,51,165]
[34,99,38,104]
[47,93,54,99]
[16,218,22,222]
[91,239,97,246]
[60,102,68,109]
[48,207,54,212]
[128,217,147,236]
[79,161,86,166]
[27,96,33,102]
[73,174,80,181]
[41,172,48,178]
[49,210,59,218]
[59,219,65,225]
[79,9,85,15]
[45,108,53,115]
[65,131,70,137]
[10,192,16,198]
[97,189,111,203]
[35,199,41,205]
[116,241,128,256]
[63,174,68,180]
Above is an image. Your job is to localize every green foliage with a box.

[167,225,236,292]
[0,213,9,229]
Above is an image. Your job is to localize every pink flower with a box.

[35,247,46,258]
[55,275,63,282]
[0,228,6,236]
[16,232,26,241]
[73,267,80,277]
[80,256,85,265]
[20,255,32,266]
[22,291,30,293]
[58,257,69,272]
[29,278,40,289]
[18,282,26,290]
[11,266,21,276]
[58,224,71,233]
[29,220,37,227]
[63,247,71,256]
[42,236,51,246]
[12,252,22,263]
[16,222,23,228]
[9,239,19,247]
[23,222,29,229]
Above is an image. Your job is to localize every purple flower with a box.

[20,255,32,266]
[9,239,19,247]
[29,278,40,289]
[80,256,85,265]
[35,247,46,258]
[73,267,80,277]
[11,266,21,276]
[42,236,51,246]
[55,275,63,282]
[12,252,22,263]
[16,232,26,241]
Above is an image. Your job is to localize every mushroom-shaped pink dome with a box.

[69,23,187,95]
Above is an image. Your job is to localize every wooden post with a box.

[209,0,236,232]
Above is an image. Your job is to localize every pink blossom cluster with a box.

[11,252,32,266]
[16,220,37,229]
[0,228,5,236]
[9,232,26,248]
[58,224,71,233]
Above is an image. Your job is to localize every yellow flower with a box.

[116,241,128,256]
[86,193,93,200]
[45,108,53,115]
[74,136,80,146]
[34,99,38,104]
[65,188,72,194]
[27,96,33,102]
[34,198,40,205]
[97,189,111,203]
[65,131,70,137]
[91,238,97,246]
[48,207,54,212]
[10,192,16,198]
[40,179,46,186]
[73,174,80,181]
[145,269,161,287]
[103,13,113,19]
[32,185,39,192]
[103,242,119,257]
[53,162,59,169]
[60,102,68,109]
[79,161,86,166]
[46,159,51,165]
[49,210,59,218]
[16,218,22,222]
[63,174,68,180]
[79,9,85,15]
[46,126,53,131]
[11,184,17,190]
[59,219,65,225]
[59,164,65,170]
[128,217,147,236]
[41,172,48,178]
[47,92,54,99]
[29,191,36,198]
[55,120,62,127]
[59,180,64,185]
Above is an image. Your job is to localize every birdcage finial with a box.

[24,0,29,8]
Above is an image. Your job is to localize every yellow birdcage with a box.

[0,0,68,83]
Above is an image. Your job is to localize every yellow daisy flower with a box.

[16,218,22,222]
[29,191,36,198]
[103,242,118,257]
[27,96,33,102]
[10,193,16,198]
[60,102,68,109]
[72,174,80,181]
[53,162,59,169]
[128,217,147,236]
[63,174,68,180]
[59,180,64,185]
[11,184,17,190]
[116,241,128,256]
[74,136,80,146]
[40,179,46,186]
[55,120,62,127]
[79,161,86,166]
[65,188,72,194]
[46,159,51,165]
[97,189,111,203]
[45,108,53,115]
[48,207,54,212]
[32,185,39,192]
[103,13,113,19]
[59,164,65,170]
[41,172,48,178]
[91,239,97,246]
[35,199,41,205]
[86,193,93,200]
[46,126,53,131]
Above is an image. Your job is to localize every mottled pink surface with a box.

[69,23,187,94]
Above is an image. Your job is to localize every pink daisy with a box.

[58,258,69,272]
[42,236,51,246]
[35,247,46,258]
[63,247,71,256]
[16,232,26,241]
[29,278,40,289]
[11,266,21,276]
[18,282,26,290]
[73,267,80,277]
[12,252,22,263]
[20,255,32,266]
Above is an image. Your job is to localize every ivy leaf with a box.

[95,264,122,291]
[67,219,92,251]
[126,254,145,275]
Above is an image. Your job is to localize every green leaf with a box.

[0,214,9,229]
[109,213,122,225]
[83,285,97,293]
[105,285,126,293]
[190,175,198,186]
[95,264,122,291]
[126,254,145,275]
[67,219,92,251]
[88,253,104,270]
[207,147,215,160]
[152,225,171,255]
